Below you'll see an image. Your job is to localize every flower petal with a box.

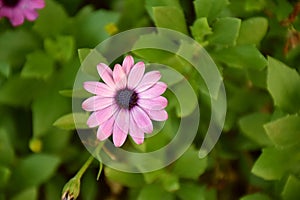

[97,63,115,89]
[122,55,134,75]
[129,114,144,144]
[138,96,168,110]
[127,62,145,89]
[135,71,161,93]
[113,64,127,90]
[11,10,24,26]
[115,109,129,134]
[24,10,38,21]
[86,104,118,127]
[83,81,115,97]
[146,109,168,121]
[131,106,153,133]
[97,114,115,141]
[30,0,46,9]
[82,96,114,111]
[113,122,128,147]
[139,82,167,99]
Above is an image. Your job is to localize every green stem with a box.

[74,155,94,180]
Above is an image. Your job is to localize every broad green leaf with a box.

[281,175,300,200]
[267,57,300,113]
[11,154,60,190]
[0,166,11,187]
[240,193,271,200]
[153,6,188,35]
[0,129,14,165]
[194,0,229,23]
[161,173,180,192]
[74,6,120,47]
[237,17,268,45]
[239,112,272,146]
[245,0,266,12]
[145,0,181,20]
[33,0,69,37]
[138,184,175,200]
[53,113,89,130]
[176,183,216,200]
[252,147,293,180]
[0,29,39,67]
[143,169,165,184]
[264,114,300,148]
[11,187,38,200]
[0,76,43,107]
[190,17,212,45]
[81,49,108,78]
[44,35,75,63]
[208,17,241,46]
[0,61,10,77]
[32,84,70,137]
[104,167,145,188]
[78,48,92,64]
[214,45,267,70]
[21,51,55,80]
[172,146,207,179]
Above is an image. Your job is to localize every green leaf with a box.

[143,169,165,184]
[53,113,89,130]
[176,183,216,200]
[172,146,207,179]
[239,112,272,146]
[264,114,300,148]
[74,7,120,47]
[44,35,75,63]
[0,61,10,78]
[104,167,145,188]
[194,0,229,23]
[0,30,39,67]
[78,48,92,64]
[153,6,188,34]
[214,45,267,70]
[0,165,11,187]
[267,57,300,113]
[240,193,271,200]
[281,175,300,200]
[145,0,181,20]
[12,154,60,190]
[138,184,175,200]
[21,51,55,80]
[11,187,38,200]
[251,147,293,180]
[208,17,241,46]
[0,129,14,165]
[161,173,180,192]
[190,17,212,45]
[237,17,268,45]
[33,0,69,37]
[0,76,43,107]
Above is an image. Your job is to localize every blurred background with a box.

[0,0,300,199]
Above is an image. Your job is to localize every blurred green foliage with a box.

[0,0,300,199]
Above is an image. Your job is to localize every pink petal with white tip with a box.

[113,64,127,90]
[82,96,114,111]
[97,114,116,141]
[129,114,144,144]
[135,71,161,93]
[146,109,168,121]
[139,82,167,99]
[97,63,115,89]
[122,55,134,75]
[86,104,118,127]
[113,122,128,147]
[131,106,153,133]
[127,62,145,89]
[138,96,168,110]
[83,81,115,97]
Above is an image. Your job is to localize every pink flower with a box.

[0,0,45,26]
[82,55,168,147]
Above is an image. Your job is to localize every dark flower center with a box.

[115,89,138,110]
[2,0,20,7]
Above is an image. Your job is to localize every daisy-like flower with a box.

[0,0,45,26]
[82,55,168,147]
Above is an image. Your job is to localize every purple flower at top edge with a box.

[82,55,169,147]
[0,0,45,26]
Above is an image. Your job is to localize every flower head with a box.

[82,55,168,147]
[0,0,45,26]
